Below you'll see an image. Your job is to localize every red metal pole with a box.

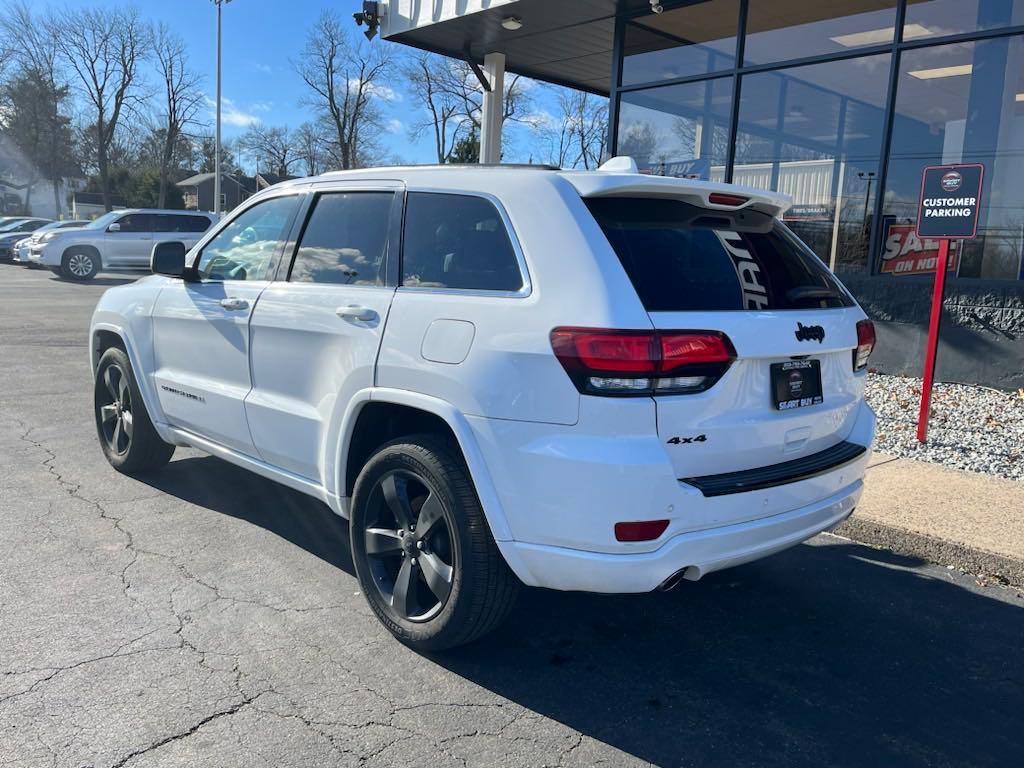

[917,239,950,443]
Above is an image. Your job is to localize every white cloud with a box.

[351,79,401,102]
[386,119,403,134]
[252,62,273,74]
[251,101,273,113]
[204,95,261,128]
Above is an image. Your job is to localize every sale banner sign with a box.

[880,222,959,276]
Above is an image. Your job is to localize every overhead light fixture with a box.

[1016,92,1024,102]
[830,23,932,48]
[909,64,973,79]
[501,16,523,31]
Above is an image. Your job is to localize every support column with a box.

[480,52,506,164]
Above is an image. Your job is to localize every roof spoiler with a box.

[570,156,792,218]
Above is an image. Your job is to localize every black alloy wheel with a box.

[97,362,133,456]
[363,469,455,623]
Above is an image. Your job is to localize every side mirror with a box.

[107,222,121,233]
[151,241,187,278]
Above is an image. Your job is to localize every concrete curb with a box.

[835,515,1024,588]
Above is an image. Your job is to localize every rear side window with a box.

[585,197,854,312]
[402,192,523,292]
[290,192,393,286]
[157,214,212,233]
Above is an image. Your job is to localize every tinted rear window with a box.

[585,197,854,312]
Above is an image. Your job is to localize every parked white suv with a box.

[32,208,216,280]
[89,161,876,650]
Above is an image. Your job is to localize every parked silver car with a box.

[29,209,217,280]
[12,220,89,264]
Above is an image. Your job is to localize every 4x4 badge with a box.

[795,322,825,343]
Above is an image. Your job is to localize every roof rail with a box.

[319,162,561,176]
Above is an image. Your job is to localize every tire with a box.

[94,346,175,474]
[350,435,519,651]
[61,248,100,281]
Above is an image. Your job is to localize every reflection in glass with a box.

[617,77,732,178]
[905,0,1024,40]
[621,0,738,86]
[883,36,1024,280]
[734,55,891,273]
[744,0,899,66]
[198,195,298,281]
[290,193,393,285]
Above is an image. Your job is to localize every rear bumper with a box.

[498,480,861,593]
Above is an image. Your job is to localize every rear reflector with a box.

[854,319,876,370]
[551,328,735,396]
[707,192,749,207]
[615,519,670,542]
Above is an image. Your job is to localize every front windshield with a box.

[0,219,28,232]
[85,212,120,230]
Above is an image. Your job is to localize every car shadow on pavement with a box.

[142,454,1023,768]
[47,275,140,287]
[141,454,354,574]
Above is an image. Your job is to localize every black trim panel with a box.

[681,441,867,497]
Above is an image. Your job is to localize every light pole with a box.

[212,0,233,216]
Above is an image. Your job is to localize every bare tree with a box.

[293,10,392,170]
[294,121,330,176]
[52,7,149,211]
[239,123,297,177]
[152,23,204,207]
[403,52,462,163]
[2,1,76,216]
[539,89,608,169]
[436,60,533,137]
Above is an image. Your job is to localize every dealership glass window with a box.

[733,54,891,273]
[743,0,899,67]
[881,35,1024,280]
[621,0,739,86]
[904,0,1024,40]
[617,77,733,177]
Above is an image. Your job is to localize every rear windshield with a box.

[584,197,854,312]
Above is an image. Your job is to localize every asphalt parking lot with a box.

[1,262,1023,768]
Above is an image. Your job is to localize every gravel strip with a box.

[865,372,1024,481]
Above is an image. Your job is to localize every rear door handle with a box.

[220,297,249,311]
[336,305,378,322]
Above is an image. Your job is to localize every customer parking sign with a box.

[916,163,984,239]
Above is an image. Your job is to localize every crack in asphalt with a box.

[3,415,592,767]
[108,691,266,768]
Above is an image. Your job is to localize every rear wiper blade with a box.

[785,286,841,302]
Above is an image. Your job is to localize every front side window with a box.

[401,193,523,292]
[196,195,299,281]
[115,214,153,233]
[585,197,854,312]
[290,192,393,285]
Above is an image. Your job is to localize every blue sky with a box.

[46,0,562,167]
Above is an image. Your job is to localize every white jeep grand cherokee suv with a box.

[32,208,216,280]
[89,161,876,650]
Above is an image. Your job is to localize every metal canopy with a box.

[383,0,656,95]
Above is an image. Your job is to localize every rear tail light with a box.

[550,327,735,396]
[854,319,875,371]
[615,519,670,542]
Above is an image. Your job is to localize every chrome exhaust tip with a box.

[657,569,689,592]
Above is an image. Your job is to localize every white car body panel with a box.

[89,164,875,593]
[247,281,396,480]
[151,279,269,455]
